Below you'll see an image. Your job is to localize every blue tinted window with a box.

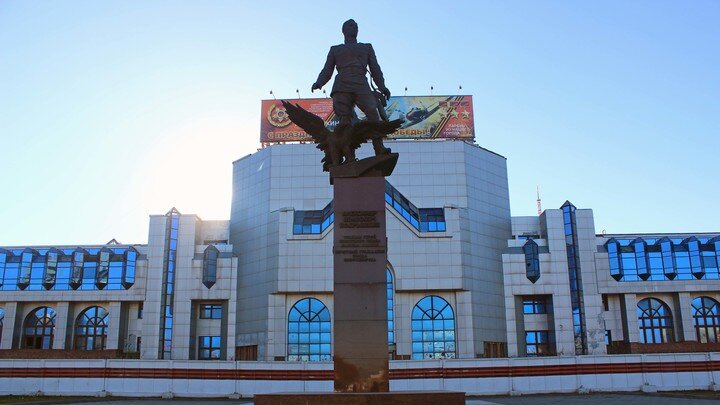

[81,262,97,290]
[525,330,551,356]
[198,335,222,360]
[43,249,61,290]
[608,235,720,282]
[293,202,334,235]
[292,182,445,234]
[22,307,56,349]
[606,239,623,280]
[18,248,38,290]
[202,245,219,288]
[287,297,331,361]
[523,296,549,314]
[200,304,222,319]
[562,201,586,355]
[0,246,136,292]
[123,248,137,288]
[95,248,111,289]
[411,295,456,360]
[637,298,674,344]
[108,262,123,290]
[631,238,650,280]
[692,296,720,343]
[159,209,180,359]
[523,239,540,283]
[74,306,109,350]
[0,249,9,288]
[387,269,394,345]
[684,237,704,279]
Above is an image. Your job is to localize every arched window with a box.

[637,298,674,344]
[691,296,720,343]
[23,307,56,349]
[411,295,456,359]
[387,268,394,346]
[287,298,331,361]
[74,306,109,350]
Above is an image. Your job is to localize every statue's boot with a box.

[372,137,391,155]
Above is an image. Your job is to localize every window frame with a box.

[199,303,223,319]
[198,335,222,360]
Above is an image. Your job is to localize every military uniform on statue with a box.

[312,19,392,156]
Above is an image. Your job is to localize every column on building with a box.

[504,293,520,357]
[574,209,607,355]
[105,301,123,350]
[52,302,70,350]
[226,256,239,360]
[0,302,18,349]
[676,292,697,342]
[140,214,170,359]
[544,210,575,355]
[620,293,640,343]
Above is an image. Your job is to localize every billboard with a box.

[260,95,474,143]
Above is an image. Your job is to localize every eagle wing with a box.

[281,101,330,145]
[281,101,334,169]
[348,118,404,150]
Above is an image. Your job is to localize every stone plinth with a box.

[330,154,397,392]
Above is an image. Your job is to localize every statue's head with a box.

[342,19,358,39]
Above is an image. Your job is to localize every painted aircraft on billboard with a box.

[388,97,451,129]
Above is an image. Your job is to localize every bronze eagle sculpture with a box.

[281,100,403,172]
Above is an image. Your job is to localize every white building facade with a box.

[1,140,718,364]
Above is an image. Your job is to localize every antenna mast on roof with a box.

[536,186,542,216]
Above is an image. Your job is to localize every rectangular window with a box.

[137,303,143,319]
[602,294,609,311]
[522,296,549,314]
[525,330,551,356]
[200,304,222,319]
[198,336,221,360]
[605,330,612,345]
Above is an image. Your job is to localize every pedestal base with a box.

[329,153,399,184]
[254,391,465,405]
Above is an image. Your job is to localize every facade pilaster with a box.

[677,292,696,341]
[0,302,18,349]
[52,302,70,350]
[620,293,639,343]
[105,301,122,350]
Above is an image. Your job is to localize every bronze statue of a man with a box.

[312,19,391,155]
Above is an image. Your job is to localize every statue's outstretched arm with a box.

[313,49,336,89]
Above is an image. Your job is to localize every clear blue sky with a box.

[1,1,718,245]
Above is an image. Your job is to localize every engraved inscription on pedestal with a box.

[333,176,389,392]
[335,211,385,264]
